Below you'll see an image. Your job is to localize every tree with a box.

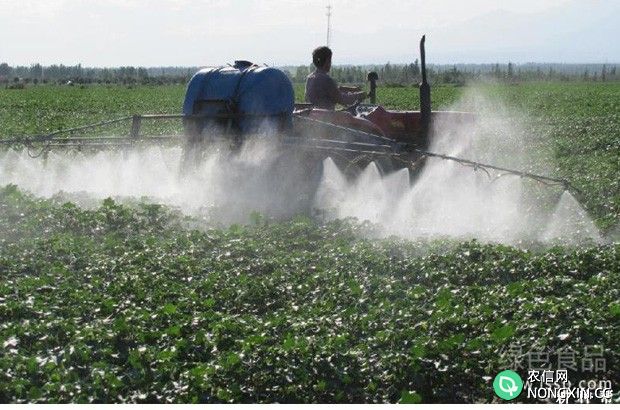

[0,62,11,77]
[294,65,309,83]
[137,67,149,80]
[493,63,501,78]
[30,63,43,80]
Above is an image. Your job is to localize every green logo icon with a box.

[493,370,523,400]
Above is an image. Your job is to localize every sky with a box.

[1,0,618,67]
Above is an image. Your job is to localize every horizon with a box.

[1,0,619,67]
[3,62,619,71]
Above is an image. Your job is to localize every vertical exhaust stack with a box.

[419,35,431,147]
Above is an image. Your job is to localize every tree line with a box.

[0,63,197,86]
[286,62,619,85]
[1,61,618,87]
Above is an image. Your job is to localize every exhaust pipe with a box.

[419,35,431,147]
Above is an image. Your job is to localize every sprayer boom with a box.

[0,111,575,195]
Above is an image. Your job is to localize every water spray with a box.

[0,35,605,244]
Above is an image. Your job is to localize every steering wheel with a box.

[338,99,362,115]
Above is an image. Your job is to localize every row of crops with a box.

[1,185,618,402]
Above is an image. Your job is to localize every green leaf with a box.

[410,344,426,359]
[491,325,515,343]
[166,325,181,337]
[225,352,241,368]
[282,334,295,350]
[162,303,177,315]
[399,390,422,404]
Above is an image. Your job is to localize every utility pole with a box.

[326,4,332,46]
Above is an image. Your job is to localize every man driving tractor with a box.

[305,46,367,110]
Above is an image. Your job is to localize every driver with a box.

[305,46,367,110]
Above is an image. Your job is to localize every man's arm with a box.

[339,85,362,93]
[338,89,367,106]
[327,77,366,106]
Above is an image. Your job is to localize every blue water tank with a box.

[183,61,294,134]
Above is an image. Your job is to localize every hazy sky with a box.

[1,0,618,66]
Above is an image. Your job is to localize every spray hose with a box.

[405,148,576,191]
